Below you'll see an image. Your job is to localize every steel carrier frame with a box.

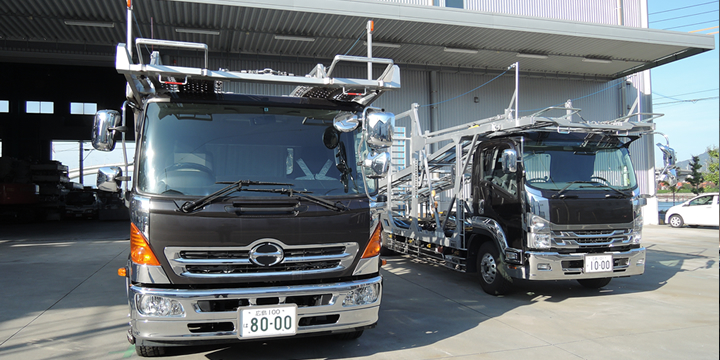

[379,63,661,273]
[116,39,400,105]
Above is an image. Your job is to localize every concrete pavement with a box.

[0,222,717,359]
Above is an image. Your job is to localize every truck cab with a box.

[470,132,645,293]
[90,13,399,355]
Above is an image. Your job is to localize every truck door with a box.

[473,141,522,247]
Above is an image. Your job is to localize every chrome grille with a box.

[551,229,632,247]
[165,241,359,279]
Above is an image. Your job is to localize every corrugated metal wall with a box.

[433,72,623,128]
[169,0,656,217]
[366,0,644,26]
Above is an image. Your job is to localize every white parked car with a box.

[665,192,719,228]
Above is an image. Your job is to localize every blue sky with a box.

[647,0,719,166]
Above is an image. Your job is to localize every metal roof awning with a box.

[0,0,714,80]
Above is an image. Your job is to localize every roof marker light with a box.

[175,28,220,36]
[274,35,315,42]
[64,20,115,28]
[444,47,478,54]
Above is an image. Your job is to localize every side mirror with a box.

[656,143,676,168]
[366,109,394,150]
[501,149,518,173]
[658,169,677,187]
[97,167,122,192]
[364,151,391,179]
[333,112,360,132]
[92,110,121,151]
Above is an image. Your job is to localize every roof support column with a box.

[429,70,439,153]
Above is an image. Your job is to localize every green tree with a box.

[686,155,704,195]
[704,146,719,186]
[660,181,680,204]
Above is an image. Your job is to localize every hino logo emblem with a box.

[248,242,284,267]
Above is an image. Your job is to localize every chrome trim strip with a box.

[132,275,382,299]
[554,230,626,238]
[550,222,634,231]
[130,262,171,284]
[172,258,252,265]
[164,240,359,278]
[128,276,383,345]
[180,266,347,278]
[524,247,645,281]
[470,216,509,251]
[352,256,380,276]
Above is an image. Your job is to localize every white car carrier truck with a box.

[92,2,399,356]
[379,64,677,295]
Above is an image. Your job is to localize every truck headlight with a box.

[527,214,552,249]
[342,283,380,307]
[631,213,643,244]
[136,294,185,317]
[529,233,551,249]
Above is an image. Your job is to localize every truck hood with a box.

[549,197,632,225]
[145,196,371,285]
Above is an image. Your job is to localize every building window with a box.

[0,100,8,113]
[445,0,463,9]
[70,102,98,115]
[26,101,54,114]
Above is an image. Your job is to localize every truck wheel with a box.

[135,345,166,357]
[668,214,684,228]
[335,330,364,340]
[577,278,612,289]
[477,242,512,295]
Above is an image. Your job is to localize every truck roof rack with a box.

[116,39,401,106]
[382,63,662,207]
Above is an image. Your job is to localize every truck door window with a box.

[480,144,517,196]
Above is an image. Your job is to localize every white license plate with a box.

[585,254,613,273]
[238,304,297,338]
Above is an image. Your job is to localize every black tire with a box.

[476,242,512,295]
[335,330,364,340]
[668,214,684,228]
[136,345,166,357]
[577,278,612,289]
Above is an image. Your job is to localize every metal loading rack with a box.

[115,39,401,104]
[379,68,662,270]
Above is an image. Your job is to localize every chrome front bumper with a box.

[510,247,645,281]
[128,276,382,346]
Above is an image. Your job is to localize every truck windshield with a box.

[137,101,373,197]
[522,133,637,192]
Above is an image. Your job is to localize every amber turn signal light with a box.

[130,222,161,266]
[362,224,383,258]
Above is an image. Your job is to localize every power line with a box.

[649,1,718,16]
[651,10,719,24]
[663,20,719,30]
[520,81,623,113]
[654,96,719,106]
[420,69,510,108]
[655,88,719,101]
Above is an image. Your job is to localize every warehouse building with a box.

[0,0,714,222]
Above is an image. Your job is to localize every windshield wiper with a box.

[553,181,630,199]
[595,184,630,198]
[244,188,348,212]
[552,181,596,199]
[179,180,294,213]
